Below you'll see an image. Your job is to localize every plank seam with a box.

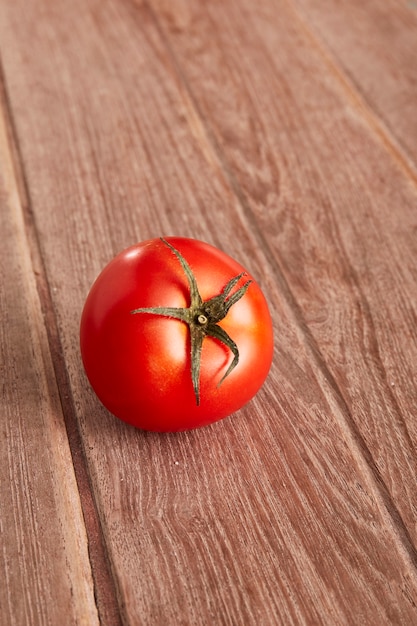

[143,0,417,574]
[0,57,123,626]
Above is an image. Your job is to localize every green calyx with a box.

[131,238,252,406]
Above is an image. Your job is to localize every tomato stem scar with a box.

[131,238,252,406]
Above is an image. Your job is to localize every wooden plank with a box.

[0,77,99,625]
[1,0,417,624]
[148,0,417,543]
[291,0,417,168]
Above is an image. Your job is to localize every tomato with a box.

[80,237,273,432]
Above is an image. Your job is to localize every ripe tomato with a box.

[80,237,273,432]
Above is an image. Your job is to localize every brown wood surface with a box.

[0,71,99,625]
[292,0,417,170]
[0,0,416,624]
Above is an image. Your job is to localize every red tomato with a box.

[80,237,273,432]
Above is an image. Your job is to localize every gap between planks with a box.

[142,0,417,574]
[0,58,123,626]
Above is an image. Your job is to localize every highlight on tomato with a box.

[80,237,274,432]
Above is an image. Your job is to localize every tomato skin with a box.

[80,237,273,432]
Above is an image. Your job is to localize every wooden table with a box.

[1,1,417,624]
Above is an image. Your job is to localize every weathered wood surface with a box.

[0,0,416,624]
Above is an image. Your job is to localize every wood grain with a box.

[291,0,417,169]
[0,72,99,625]
[148,0,417,543]
[0,0,416,624]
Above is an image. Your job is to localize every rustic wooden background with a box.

[1,0,417,624]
